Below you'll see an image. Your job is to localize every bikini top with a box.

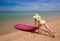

[40,20,46,25]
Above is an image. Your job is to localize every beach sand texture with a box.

[0,18,60,41]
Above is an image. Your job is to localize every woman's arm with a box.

[34,18,37,27]
[33,16,37,27]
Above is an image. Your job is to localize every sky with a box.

[0,0,60,11]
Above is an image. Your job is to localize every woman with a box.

[33,14,55,37]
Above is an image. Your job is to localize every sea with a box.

[0,11,60,21]
[0,11,60,24]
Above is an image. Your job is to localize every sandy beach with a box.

[0,0,60,41]
[0,18,60,41]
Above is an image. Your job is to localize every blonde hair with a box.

[33,14,42,21]
[35,14,41,20]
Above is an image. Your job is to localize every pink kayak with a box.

[15,24,38,32]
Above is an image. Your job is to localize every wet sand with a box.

[0,18,60,41]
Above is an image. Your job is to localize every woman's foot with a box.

[48,32,55,38]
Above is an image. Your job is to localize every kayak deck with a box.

[15,24,38,32]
